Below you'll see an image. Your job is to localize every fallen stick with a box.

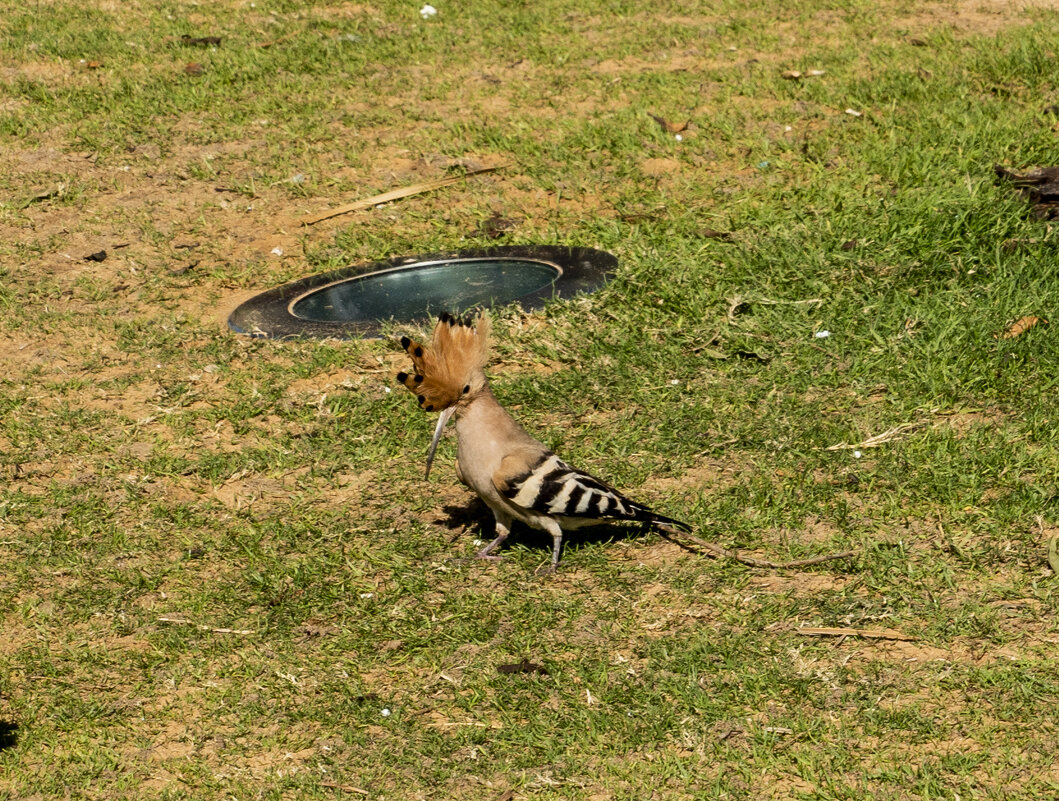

[659,527,857,569]
[300,164,510,226]
[796,626,917,641]
[319,782,370,795]
[825,421,928,451]
[157,616,254,635]
[258,29,302,48]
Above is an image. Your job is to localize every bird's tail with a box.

[646,511,692,533]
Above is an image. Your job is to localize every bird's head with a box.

[396,311,491,477]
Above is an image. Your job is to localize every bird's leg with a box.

[534,519,564,575]
[475,513,512,561]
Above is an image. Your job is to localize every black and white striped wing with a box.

[495,453,657,524]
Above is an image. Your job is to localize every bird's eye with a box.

[463,384,470,394]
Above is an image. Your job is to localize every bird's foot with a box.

[534,562,558,576]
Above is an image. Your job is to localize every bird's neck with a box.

[454,385,528,443]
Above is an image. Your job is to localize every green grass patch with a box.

[2,1,1059,799]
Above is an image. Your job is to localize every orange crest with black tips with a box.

[396,312,491,412]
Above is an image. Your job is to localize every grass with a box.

[3,0,1059,798]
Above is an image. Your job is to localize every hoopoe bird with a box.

[396,312,691,571]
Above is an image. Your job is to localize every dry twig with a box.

[319,782,370,795]
[157,616,254,635]
[258,29,302,48]
[659,527,857,569]
[796,626,917,641]
[300,164,510,225]
[756,296,824,307]
[825,420,928,451]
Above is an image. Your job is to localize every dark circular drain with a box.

[228,245,616,339]
[291,258,561,323]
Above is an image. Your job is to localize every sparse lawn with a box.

[3,1,1059,799]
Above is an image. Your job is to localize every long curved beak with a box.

[424,405,456,480]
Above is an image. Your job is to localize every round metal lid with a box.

[228,245,616,339]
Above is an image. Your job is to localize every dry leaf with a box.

[619,210,663,223]
[996,315,1046,339]
[996,165,1059,219]
[1001,238,1038,252]
[735,350,770,364]
[496,659,548,675]
[179,34,222,47]
[781,70,803,79]
[21,186,63,207]
[699,347,729,360]
[85,60,103,69]
[649,113,689,133]
[184,62,205,76]
[1048,536,1059,574]
[474,211,517,239]
[697,228,733,241]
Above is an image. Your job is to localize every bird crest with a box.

[396,312,491,413]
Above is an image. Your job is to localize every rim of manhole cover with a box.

[227,245,616,339]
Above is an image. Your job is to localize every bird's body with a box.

[396,313,690,570]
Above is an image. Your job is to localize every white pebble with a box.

[420,4,437,17]
[853,450,863,459]
[814,330,831,339]
[674,134,683,142]
[381,708,391,717]
[271,247,284,256]
[845,108,862,117]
